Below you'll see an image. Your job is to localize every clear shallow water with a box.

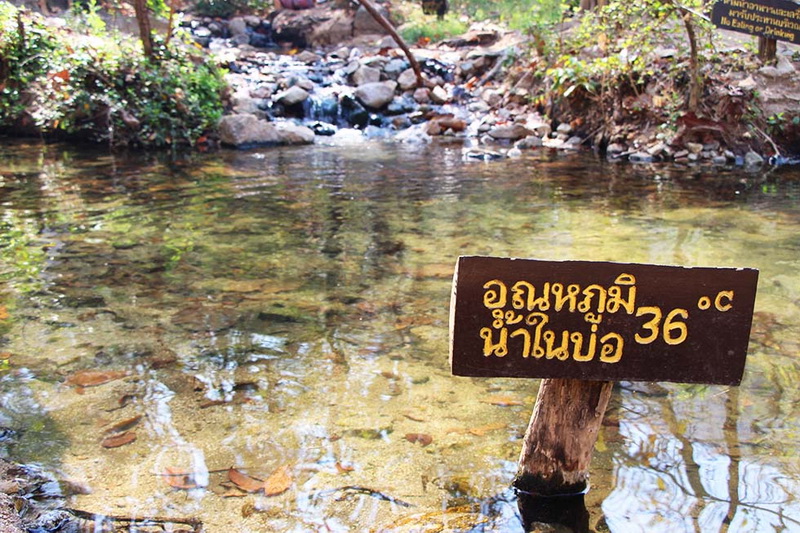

[0,139,799,532]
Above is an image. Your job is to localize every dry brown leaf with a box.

[162,467,205,490]
[263,465,292,496]
[65,370,128,388]
[335,462,354,474]
[405,433,433,446]
[104,415,142,434]
[228,467,263,493]
[482,396,523,407]
[403,412,426,422]
[101,431,136,449]
[467,423,507,437]
[0,306,9,320]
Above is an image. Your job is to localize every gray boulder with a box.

[219,114,280,147]
[355,81,397,109]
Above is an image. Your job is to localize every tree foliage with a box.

[0,2,226,147]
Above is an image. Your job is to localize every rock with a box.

[243,15,261,27]
[192,26,211,47]
[723,149,736,160]
[0,493,22,533]
[296,50,322,64]
[737,76,757,89]
[481,88,502,107]
[712,155,728,165]
[507,146,522,158]
[309,11,353,47]
[556,122,573,135]
[352,65,381,86]
[487,124,533,141]
[606,142,626,154]
[430,85,448,104]
[398,68,419,91]
[383,58,408,80]
[629,151,655,163]
[744,150,764,168]
[686,142,703,154]
[759,54,796,78]
[413,87,431,104]
[515,135,543,149]
[207,21,225,36]
[354,4,390,34]
[565,135,583,147]
[292,77,315,91]
[228,17,248,37]
[231,33,250,46]
[275,122,315,144]
[219,114,281,147]
[468,100,490,113]
[647,142,668,156]
[275,86,309,106]
[673,149,689,159]
[355,81,397,109]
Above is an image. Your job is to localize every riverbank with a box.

[3,0,800,166]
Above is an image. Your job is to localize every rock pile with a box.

[190,4,795,166]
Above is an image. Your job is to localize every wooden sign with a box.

[711,0,800,44]
[450,256,759,385]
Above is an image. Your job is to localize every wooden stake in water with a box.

[513,378,613,496]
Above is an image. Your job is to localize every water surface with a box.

[1,139,799,532]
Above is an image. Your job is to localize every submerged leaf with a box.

[66,370,128,388]
[228,468,263,493]
[405,433,433,446]
[263,465,292,496]
[101,431,136,449]
[162,467,206,490]
[482,396,523,407]
[104,415,142,434]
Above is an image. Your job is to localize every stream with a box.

[0,138,799,532]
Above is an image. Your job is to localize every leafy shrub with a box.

[0,2,226,148]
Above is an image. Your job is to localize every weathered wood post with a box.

[514,378,612,496]
[450,256,758,502]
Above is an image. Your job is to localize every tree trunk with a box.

[133,0,154,59]
[513,378,613,496]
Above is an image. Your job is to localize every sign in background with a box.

[450,257,759,385]
[711,0,800,44]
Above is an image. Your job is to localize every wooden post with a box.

[513,378,613,496]
[758,36,777,62]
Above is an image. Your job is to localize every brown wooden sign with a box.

[450,257,759,385]
[711,0,800,44]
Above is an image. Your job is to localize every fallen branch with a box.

[353,0,424,87]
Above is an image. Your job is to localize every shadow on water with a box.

[1,139,800,531]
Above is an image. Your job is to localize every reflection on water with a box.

[1,139,800,531]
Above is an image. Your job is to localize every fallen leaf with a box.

[482,396,523,407]
[104,415,142,434]
[467,423,507,437]
[263,465,292,496]
[335,462,354,474]
[0,306,8,320]
[161,467,205,490]
[101,431,136,449]
[403,413,426,422]
[65,370,128,388]
[405,433,433,446]
[228,467,263,493]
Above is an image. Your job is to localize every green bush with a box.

[0,2,226,148]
